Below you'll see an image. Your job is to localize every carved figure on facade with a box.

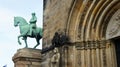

[108,14,120,37]
[52,32,61,47]
[42,31,69,53]
[51,48,60,67]
[52,31,69,47]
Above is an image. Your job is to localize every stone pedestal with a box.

[12,48,41,67]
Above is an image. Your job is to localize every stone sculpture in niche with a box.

[51,48,60,67]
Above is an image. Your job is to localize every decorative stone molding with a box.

[75,40,108,50]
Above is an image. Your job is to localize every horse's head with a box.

[14,17,19,27]
[14,16,28,27]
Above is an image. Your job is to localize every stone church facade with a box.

[42,0,120,67]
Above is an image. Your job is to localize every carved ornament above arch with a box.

[106,9,120,39]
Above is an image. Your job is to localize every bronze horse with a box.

[14,16,42,48]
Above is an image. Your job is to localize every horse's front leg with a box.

[23,37,28,48]
[18,35,23,45]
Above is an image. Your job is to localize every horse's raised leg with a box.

[34,38,40,49]
[18,35,23,45]
[23,37,28,48]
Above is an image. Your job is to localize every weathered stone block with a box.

[12,48,41,67]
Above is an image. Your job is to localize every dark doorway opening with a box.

[113,38,120,67]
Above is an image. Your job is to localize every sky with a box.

[0,0,43,67]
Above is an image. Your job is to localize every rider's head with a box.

[32,12,35,16]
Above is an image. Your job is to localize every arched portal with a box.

[66,0,120,67]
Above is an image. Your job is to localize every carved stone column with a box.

[12,48,41,67]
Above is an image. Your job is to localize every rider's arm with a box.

[29,16,37,23]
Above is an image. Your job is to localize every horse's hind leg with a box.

[34,38,40,49]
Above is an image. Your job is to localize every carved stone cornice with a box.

[75,42,84,50]
[13,57,41,63]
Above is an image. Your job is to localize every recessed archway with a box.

[65,0,120,67]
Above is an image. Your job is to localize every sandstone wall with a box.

[43,0,74,48]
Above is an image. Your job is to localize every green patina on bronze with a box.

[14,13,42,49]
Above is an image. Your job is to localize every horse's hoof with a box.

[25,46,28,48]
[33,46,37,49]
